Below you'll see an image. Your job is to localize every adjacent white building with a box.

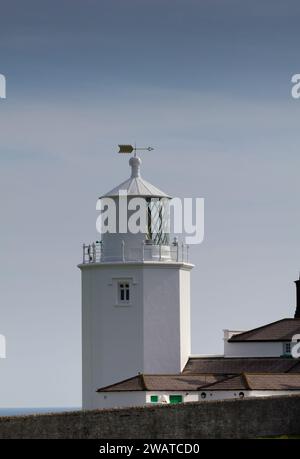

[96,373,300,408]
[223,318,300,358]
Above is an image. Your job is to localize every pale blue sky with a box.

[0,0,300,407]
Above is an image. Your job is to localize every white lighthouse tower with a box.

[79,152,193,409]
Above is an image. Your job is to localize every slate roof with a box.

[97,372,300,393]
[228,318,300,342]
[201,373,300,391]
[200,374,248,391]
[182,356,300,375]
[97,374,227,392]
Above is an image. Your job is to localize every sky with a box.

[0,0,300,407]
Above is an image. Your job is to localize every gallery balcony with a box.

[81,240,190,264]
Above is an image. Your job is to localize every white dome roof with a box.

[101,157,171,199]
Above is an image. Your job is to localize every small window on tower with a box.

[118,282,130,303]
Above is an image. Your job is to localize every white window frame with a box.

[113,279,132,307]
[118,281,130,303]
[108,277,135,307]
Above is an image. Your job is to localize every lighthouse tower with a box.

[79,153,193,409]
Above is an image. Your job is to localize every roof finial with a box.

[118,144,153,179]
[129,156,141,178]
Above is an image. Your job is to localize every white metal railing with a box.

[82,242,102,263]
[82,241,189,264]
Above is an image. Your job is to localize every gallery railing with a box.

[82,241,190,264]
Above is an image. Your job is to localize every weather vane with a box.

[118,144,154,156]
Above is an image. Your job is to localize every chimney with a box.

[295,275,300,318]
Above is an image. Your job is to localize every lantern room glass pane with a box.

[146,198,170,245]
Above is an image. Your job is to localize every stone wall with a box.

[0,395,300,439]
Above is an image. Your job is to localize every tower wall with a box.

[81,264,144,409]
[80,262,192,409]
[142,265,191,374]
[179,268,191,370]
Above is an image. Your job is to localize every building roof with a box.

[97,372,300,393]
[245,373,300,390]
[97,374,227,392]
[182,356,300,375]
[200,374,248,391]
[201,373,300,391]
[100,156,171,199]
[228,318,300,342]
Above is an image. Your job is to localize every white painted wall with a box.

[224,340,284,357]
[96,392,147,409]
[80,261,192,409]
[96,391,199,408]
[146,391,198,403]
[198,390,251,401]
[96,389,300,409]
[180,269,191,370]
[195,390,300,400]
[143,264,192,375]
[248,390,300,397]
[81,264,144,409]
